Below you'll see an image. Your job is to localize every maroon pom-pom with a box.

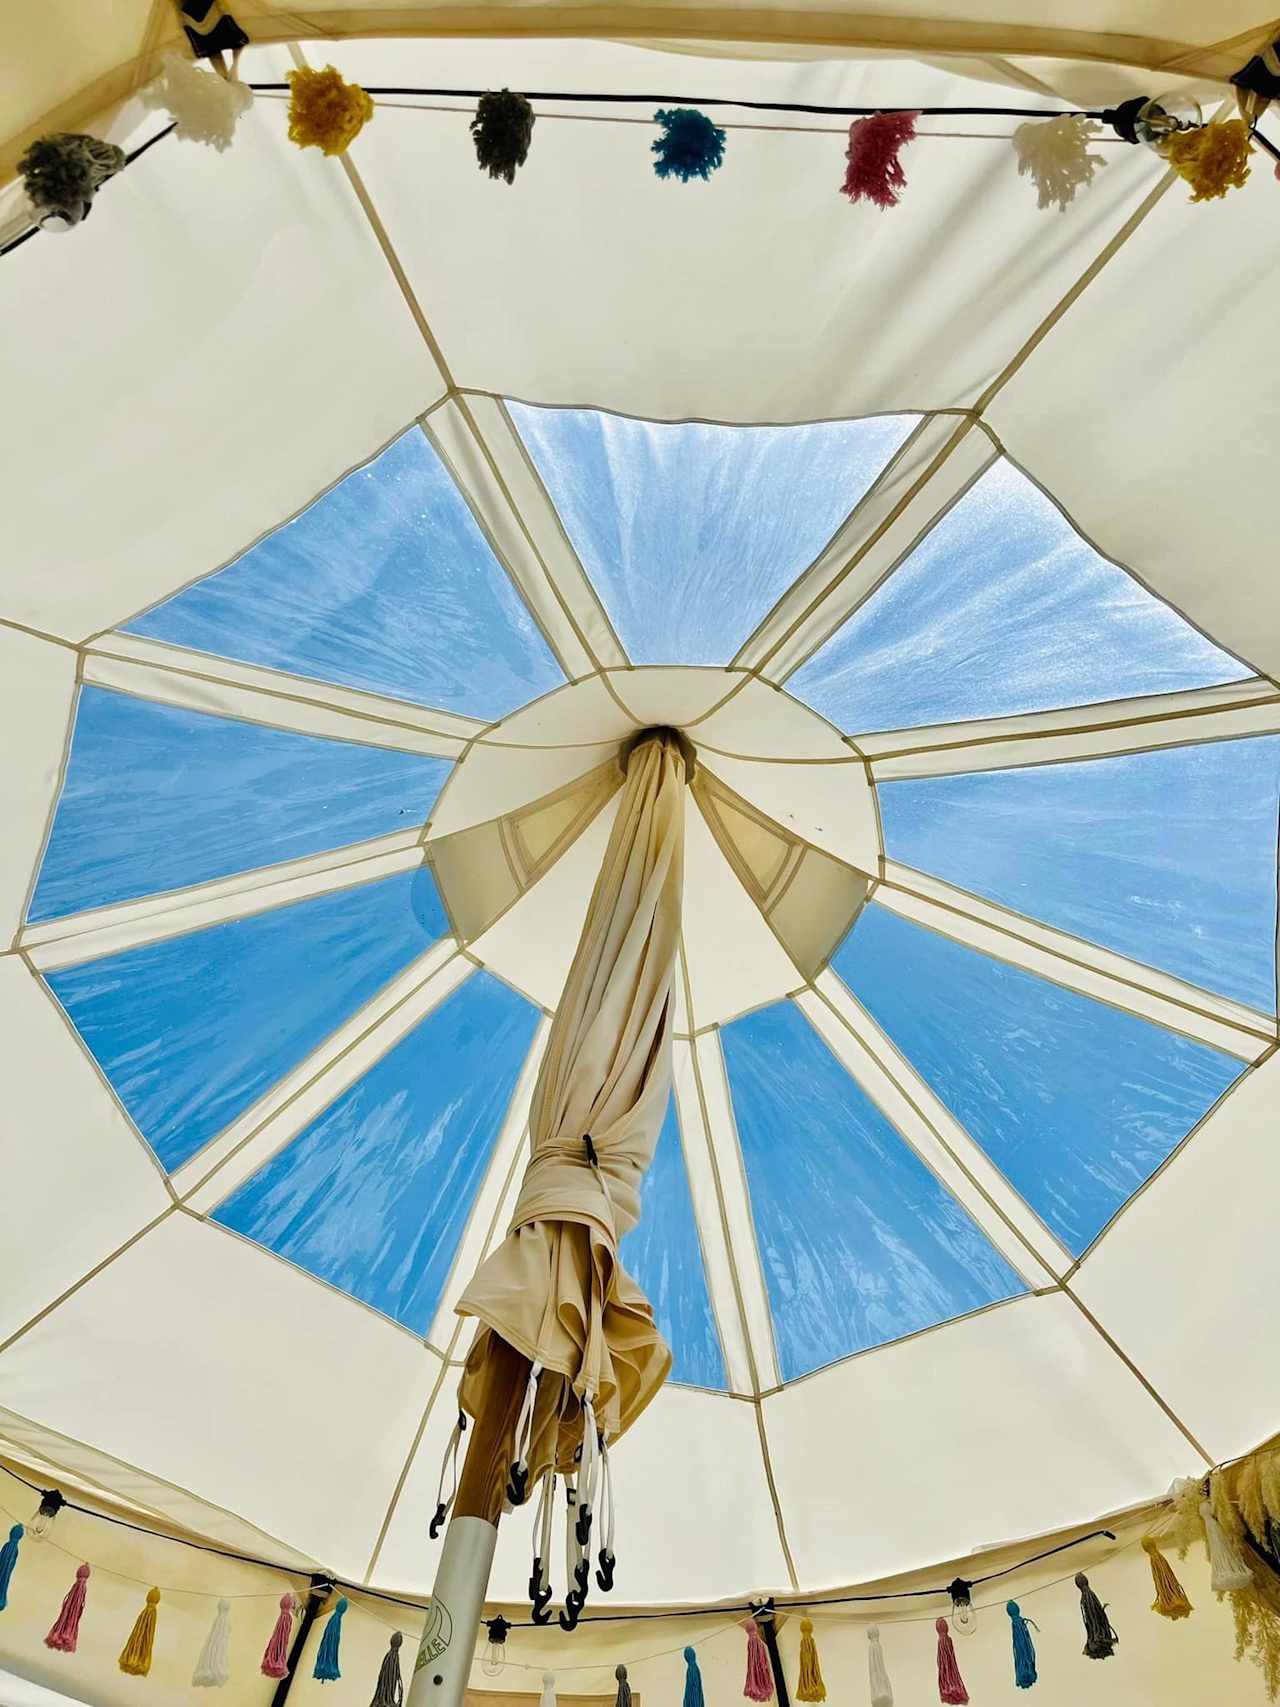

[840,111,918,209]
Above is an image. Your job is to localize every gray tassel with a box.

[370,1631,404,1706]
[615,1664,631,1707]
[1075,1573,1117,1659]
[471,90,535,183]
[19,134,126,232]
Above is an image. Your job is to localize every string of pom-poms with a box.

[7,43,1280,259]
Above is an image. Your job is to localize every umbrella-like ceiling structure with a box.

[2,4,1280,1634]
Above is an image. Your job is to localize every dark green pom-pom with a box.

[19,133,126,226]
[651,107,726,181]
[471,89,535,184]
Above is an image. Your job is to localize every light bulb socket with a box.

[30,1489,66,1537]
[484,1617,511,1646]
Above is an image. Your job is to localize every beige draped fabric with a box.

[456,728,688,1453]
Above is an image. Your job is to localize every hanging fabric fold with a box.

[454,726,686,1607]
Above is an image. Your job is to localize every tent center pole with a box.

[408,1340,531,1707]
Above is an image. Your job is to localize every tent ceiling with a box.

[3,27,1280,1605]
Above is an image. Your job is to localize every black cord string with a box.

[0,1459,1115,1625]
[246,82,1105,120]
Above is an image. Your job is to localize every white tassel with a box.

[140,53,254,150]
[867,1625,893,1707]
[1201,1499,1254,1593]
[1012,115,1107,210]
[193,1598,232,1688]
[540,1672,557,1707]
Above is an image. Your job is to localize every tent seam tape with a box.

[874,862,1275,1051]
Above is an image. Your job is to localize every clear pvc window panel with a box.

[878,737,1280,1011]
[126,430,564,720]
[620,1096,726,1390]
[790,459,1248,733]
[833,904,1245,1256]
[28,687,450,921]
[721,998,1024,1381]
[509,403,915,666]
[46,869,450,1174]
[214,969,540,1335]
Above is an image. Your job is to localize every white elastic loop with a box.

[564,1471,580,1587]
[513,1361,543,1472]
[579,1397,599,1524]
[599,1435,615,1555]
[535,1468,556,1591]
[434,1406,466,1519]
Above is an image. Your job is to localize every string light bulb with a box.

[29,1488,66,1541]
[481,1615,511,1677]
[947,1577,977,1635]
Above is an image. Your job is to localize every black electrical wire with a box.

[245,81,1105,120]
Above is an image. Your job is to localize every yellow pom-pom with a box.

[287,64,374,156]
[1164,118,1253,201]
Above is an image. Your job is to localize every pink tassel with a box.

[840,111,918,208]
[45,1564,90,1653]
[261,1593,296,1679]
[935,1618,969,1705]
[743,1620,774,1702]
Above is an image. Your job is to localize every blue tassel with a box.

[0,1526,22,1611]
[683,1646,705,1707]
[651,109,726,181]
[1007,1601,1037,1689]
[313,1596,348,1682]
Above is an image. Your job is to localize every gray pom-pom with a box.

[470,89,535,184]
[19,133,126,230]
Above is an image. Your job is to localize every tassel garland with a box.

[614,1664,631,1707]
[140,53,253,150]
[935,1618,969,1704]
[743,1619,773,1701]
[371,1630,405,1707]
[540,1671,557,1707]
[796,1617,826,1701]
[472,90,535,183]
[287,65,374,156]
[866,1626,893,1707]
[840,111,918,208]
[1007,1601,1038,1688]
[314,1595,348,1682]
[0,1525,21,1610]
[1164,119,1252,201]
[118,1587,161,1677]
[1075,1573,1117,1658]
[684,1646,705,1707]
[45,1565,90,1653]
[18,134,126,232]
[652,109,727,181]
[1012,115,1107,210]
[1202,1498,1254,1592]
[1144,1537,1193,1618]
[193,1598,232,1688]
[261,1591,295,1678]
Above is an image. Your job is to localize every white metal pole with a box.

[409,1515,500,1707]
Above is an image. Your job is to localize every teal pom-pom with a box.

[313,1597,348,1682]
[651,108,726,181]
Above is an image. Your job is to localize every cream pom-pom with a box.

[1013,114,1107,210]
[141,53,253,151]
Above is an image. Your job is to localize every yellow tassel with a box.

[1144,1537,1194,1619]
[1164,119,1253,201]
[118,1587,160,1677]
[796,1618,826,1703]
[287,65,374,156]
